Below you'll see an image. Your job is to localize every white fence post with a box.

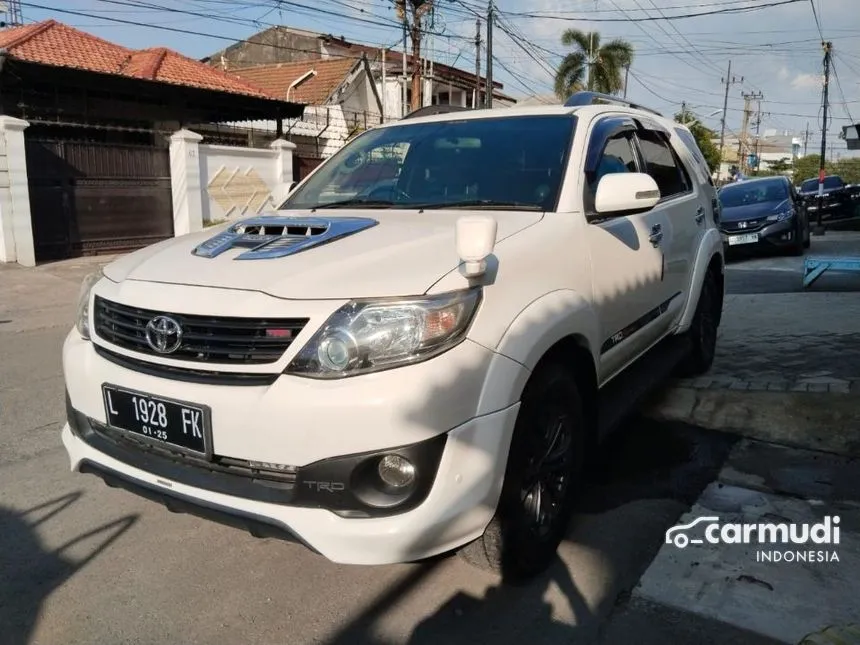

[0,116,35,266]
[270,138,297,207]
[169,129,205,236]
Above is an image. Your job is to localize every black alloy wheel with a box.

[458,361,585,583]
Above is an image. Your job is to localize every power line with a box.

[18,1,431,61]
[809,0,824,41]
[829,55,855,126]
[497,0,806,22]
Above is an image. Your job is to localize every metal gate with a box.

[25,140,174,260]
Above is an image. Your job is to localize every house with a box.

[0,19,303,262]
[228,55,384,176]
[204,26,517,120]
[714,132,802,179]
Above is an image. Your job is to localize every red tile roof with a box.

[231,58,358,104]
[0,20,278,99]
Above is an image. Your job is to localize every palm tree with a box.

[554,30,634,100]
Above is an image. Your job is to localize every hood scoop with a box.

[191,215,378,260]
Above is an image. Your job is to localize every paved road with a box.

[725,231,860,295]
[0,258,735,645]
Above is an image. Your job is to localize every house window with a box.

[436,92,450,106]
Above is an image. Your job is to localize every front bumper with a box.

[63,404,519,564]
[721,218,798,251]
[62,327,525,564]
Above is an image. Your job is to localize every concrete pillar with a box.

[0,116,35,266]
[270,138,297,208]
[169,129,204,236]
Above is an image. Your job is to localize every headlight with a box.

[767,209,794,222]
[286,288,482,379]
[75,269,104,339]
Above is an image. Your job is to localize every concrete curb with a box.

[642,386,860,457]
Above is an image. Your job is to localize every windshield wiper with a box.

[417,199,544,211]
[312,199,397,210]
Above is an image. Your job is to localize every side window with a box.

[637,130,692,200]
[587,133,638,195]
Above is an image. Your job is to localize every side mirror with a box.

[456,215,497,278]
[594,172,661,215]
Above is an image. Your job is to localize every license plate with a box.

[728,233,759,246]
[102,385,211,458]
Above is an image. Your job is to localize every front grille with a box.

[721,217,767,233]
[94,296,309,364]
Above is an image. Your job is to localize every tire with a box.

[788,220,805,256]
[803,220,811,248]
[458,361,586,583]
[676,267,721,377]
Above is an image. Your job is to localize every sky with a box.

[17,0,860,159]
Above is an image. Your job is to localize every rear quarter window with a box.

[673,127,711,181]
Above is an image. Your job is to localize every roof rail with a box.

[401,105,471,120]
[564,91,663,117]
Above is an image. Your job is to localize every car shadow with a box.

[325,419,738,645]
[0,492,138,644]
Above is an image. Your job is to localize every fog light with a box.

[377,455,416,488]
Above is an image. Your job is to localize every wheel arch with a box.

[677,229,725,332]
[486,290,601,441]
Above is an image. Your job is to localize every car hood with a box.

[103,209,543,299]
[720,199,788,222]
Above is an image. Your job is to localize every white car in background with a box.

[62,92,724,583]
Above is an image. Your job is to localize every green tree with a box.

[674,108,721,174]
[554,30,634,99]
[792,154,833,185]
[767,157,792,173]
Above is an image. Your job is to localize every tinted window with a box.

[801,176,843,191]
[637,131,690,199]
[674,127,708,173]
[719,180,788,208]
[589,133,638,193]
[283,115,576,211]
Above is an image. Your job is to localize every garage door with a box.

[26,140,174,261]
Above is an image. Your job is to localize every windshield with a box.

[801,176,842,191]
[281,114,576,211]
[719,180,788,208]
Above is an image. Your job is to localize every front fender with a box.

[493,289,601,375]
[677,228,724,331]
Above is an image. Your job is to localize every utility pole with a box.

[1,0,23,26]
[395,1,433,113]
[718,60,743,181]
[475,18,482,109]
[739,91,763,174]
[803,121,810,157]
[623,64,630,99]
[402,18,408,118]
[753,96,764,172]
[814,40,832,236]
[486,1,494,108]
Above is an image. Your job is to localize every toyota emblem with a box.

[145,315,183,354]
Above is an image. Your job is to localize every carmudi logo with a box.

[665,515,841,563]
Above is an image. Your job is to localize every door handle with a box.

[695,205,706,224]
[649,224,663,246]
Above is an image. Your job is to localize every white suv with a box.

[62,93,724,583]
